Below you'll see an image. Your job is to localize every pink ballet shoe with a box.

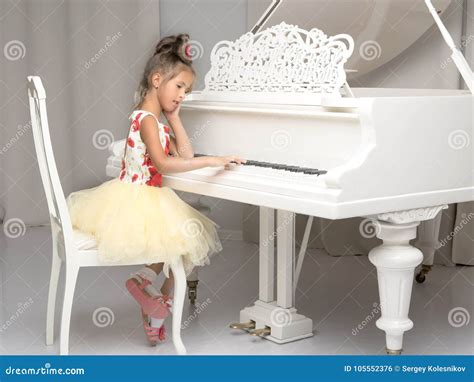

[140,298,172,345]
[125,276,170,320]
[141,309,166,346]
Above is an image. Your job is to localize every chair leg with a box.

[59,263,79,355]
[170,258,187,355]
[46,239,62,345]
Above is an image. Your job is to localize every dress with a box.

[66,110,223,277]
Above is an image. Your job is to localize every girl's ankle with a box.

[160,288,173,297]
[136,267,158,283]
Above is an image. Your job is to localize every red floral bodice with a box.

[119,110,170,187]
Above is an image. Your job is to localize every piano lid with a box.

[247,0,454,78]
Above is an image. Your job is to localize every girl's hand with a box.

[207,155,246,168]
[163,103,181,122]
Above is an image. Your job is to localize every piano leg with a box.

[239,208,313,343]
[277,209,295,309]
[368,206,446,354]
[186,268,199,304]
[415,212,442,283]
[181,193,210,304]
[368,219,422,354]
[259,206,275,302]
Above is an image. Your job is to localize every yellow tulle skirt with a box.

[66,178,223,277]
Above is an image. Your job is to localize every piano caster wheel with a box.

[415,265,432,284]
[386,348,402,355]
[187,280,198,304]
[249,327,271,337]
[229,321,255,330]
[415,272,426,283]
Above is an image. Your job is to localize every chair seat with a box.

[73,229,98,250]
[72,229,154,266]
[57,229,98,251]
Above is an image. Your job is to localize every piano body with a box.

[106,2,473,354]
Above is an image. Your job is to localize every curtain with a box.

[0,0,160,226]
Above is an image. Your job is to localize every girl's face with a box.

[156,70,194,112]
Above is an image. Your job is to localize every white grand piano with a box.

[106,0,473,354]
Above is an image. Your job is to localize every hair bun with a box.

[175,34,192,64]
[154,34,192,64]
[154,36,172,55]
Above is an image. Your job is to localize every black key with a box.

[245,160,260,166]
[194,154,326,175]
[271,164,288,170]
[256,162,274,167]
[303,169,327,176]
[295,167,312,173]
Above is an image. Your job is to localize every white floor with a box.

[0,226,472,355]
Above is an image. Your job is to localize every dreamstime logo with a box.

[84,32,122,69]
[3,218,26,239]
[92,129,115,150]
[0,122,31,156]
[0,297,34,333]
[448,130,470,150]
[437,212,474,248]
[92,307,115,327]
[177,120,209,156]
[181,218,204,238]
[4,40,26,61]
[270,130,292,152]
[261,212,294,247]
[4,362,85,376]
[184,40,204,60]
[181,298,212,329]
[352,302,380,336]
[359,40,381,61]
[441,34,473,70]
[270,308,292,328]
[358,218,380,239]
[448,307,470,328]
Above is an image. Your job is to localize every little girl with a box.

[66,34,245,345]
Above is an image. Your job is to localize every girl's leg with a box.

[135,263,173,296]
[161,270,174,296]
[146,263,174,295]
[150,269,174,331]
[129,263,163,297]
[146,263,163,275]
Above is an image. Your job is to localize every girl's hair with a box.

[133,34,195,110]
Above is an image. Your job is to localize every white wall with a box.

[354,0,466,89]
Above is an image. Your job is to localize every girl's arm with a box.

[166,115,194,159]
[141,116,207,173]
[140,116,244,174]
[168,136,179,157]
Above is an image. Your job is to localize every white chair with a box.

[27,75,187,355]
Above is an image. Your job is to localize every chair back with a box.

[27,76,75,255]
